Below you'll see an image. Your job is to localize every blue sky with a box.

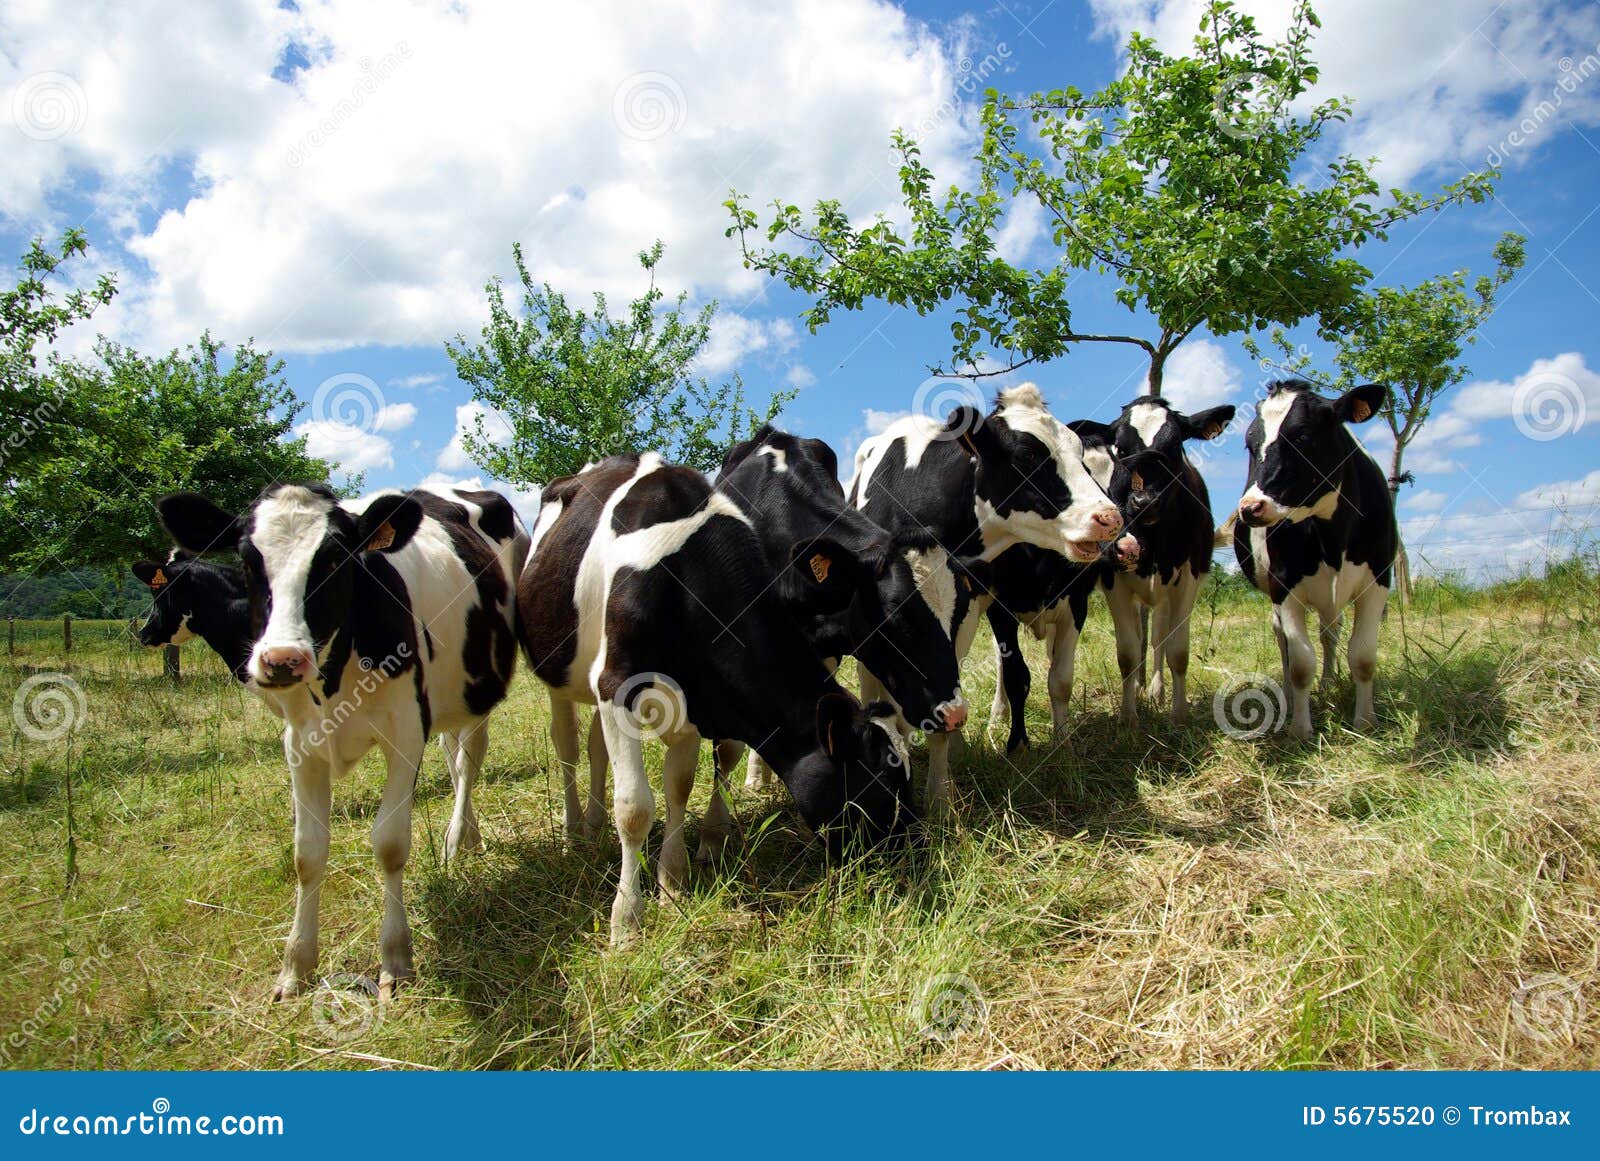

[4,0,1598,580]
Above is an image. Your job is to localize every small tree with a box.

[727,0,1495,392]
[446,241,792,485]
[0,333,333,573]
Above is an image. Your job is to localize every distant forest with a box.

[0,569,151,619]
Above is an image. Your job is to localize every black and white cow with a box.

[518,453,915,945]
[1234,379,1396,737]
[131,552,254,681]
[157,483,528,999]
[713,426,988,792]
[847,383,1122,804]
[1071,397,1235,727]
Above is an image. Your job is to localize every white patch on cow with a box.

[171,615,196,645]
[869,714,913,782]
[249,486,337,664]
[997,382,1046,410]
[1256,390,1298,452]
[1127,402,1169,451]
[1249,523,1271,590]
[848,416,941,500]
[756,445,788,473]
[903,545,957,636]
[1240,483,1341,525]
[528,499,563,554]
[1083,445,1116,490]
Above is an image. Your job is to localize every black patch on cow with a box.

[453,488,518,543]
[131,552,255,680]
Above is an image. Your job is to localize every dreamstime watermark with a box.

[17,1098,284,1138]
[1512,368,1587,442]
[612,71,687,142]
[1212,69,1289,142]
[10,71,87,142]
[1486,44,1600,167]
[1212,672,1286,739]
[288,641,413,757]
[284,42,412,168]
[1511,973,1584,1043]
[910,972,988,1041]
[0,395,64,473]
[0,942,112,1066]
[612,671,691,741]
[12,673,87,742]
[311,973,381,1043]
[912,375,987,443]
[309,372,391,444]
[913,44,1013,138]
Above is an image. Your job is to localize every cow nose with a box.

[1116,534,1141,567]
[1240,498,1266,524]
[1091,507,1122,538]
[936,700,968,732]
[259,646,313,684]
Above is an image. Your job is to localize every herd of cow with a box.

[126,377,1398,999]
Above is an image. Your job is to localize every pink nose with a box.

[938,702,968,732]
[1091,507,1123,538]
[1116,534,1140,566]
[1240,499,1267,523]
[258,646,314,683]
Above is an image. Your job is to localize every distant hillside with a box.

[0,569,151,619]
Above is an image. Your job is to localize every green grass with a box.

[1,571,1597,1070]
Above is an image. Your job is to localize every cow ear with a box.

[158,493,242,554]
[1120,450,1175,495]
[815,690,863,760]
[787,536,861,613]
[1335,384,1388,425]
[1180,405,1235,442]
[943,406,990,459]
[358,493,424,554]
[132,561,165,588]
[1065,419,1115,445]
[951,554,992,595]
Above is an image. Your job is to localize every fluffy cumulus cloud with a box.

[1146,338,1242,412]
[1088,0,1600,186]
[4,0,977,355]
[437,402,514,472]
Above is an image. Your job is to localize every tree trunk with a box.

[164,643,181,683]
[1387,443,1412,607]
[1146,349,1166,396]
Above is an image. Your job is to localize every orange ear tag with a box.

[149,568,168,589]
[366,522,396,552]
[809,553,831,584]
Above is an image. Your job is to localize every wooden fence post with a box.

[164,643,180,683]
[7,618,13,655]
[63,613,72,654]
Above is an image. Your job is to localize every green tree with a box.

[446,241,792,485]
[727,1,1495,393]
[0,333,333,574]
[1,229,116,468]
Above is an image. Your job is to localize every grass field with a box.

[1,568,1597,1070]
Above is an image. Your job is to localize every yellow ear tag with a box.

[1131,471,1145,492]
[809,553,831,584]
[366,522,396,552]
[149,568,168,589]
[1350,400,1372,422]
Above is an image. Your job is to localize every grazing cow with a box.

[518,452,915,944]
[848,384,1122,802]
[1234,379,1396,737]
[157,483,527,999]
[1071,397,1235,726]
[712,426,989,791]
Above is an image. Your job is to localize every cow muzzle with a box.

[930,697,967,733]
[253,644,315,688]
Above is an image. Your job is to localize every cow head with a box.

[944,384,1122,561]
[131,553,205,647]
[1238,381,1387,528]
[157,484,423,689]
[788,691,917,856]
[782,532,988,734]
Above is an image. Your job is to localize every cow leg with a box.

[744,749,777,792]
[1271,604,1291,695]
[1164,590,1193,727]
[1348,583,1387,730]
[1137,605,1150,693]
[698,740,741,863]
[444,720,486,860]
[1046,612,1080,739]
[658,734,699,897]
[598,702,653,945]
[1106,582,1143,727]
[1319,612,1342,689]
[1278,600,1317,739]
[1148,601,1170,706]
[988,605,1030,753]
[987,632,1012,730]
[373,721,425,999]
[275,729,330,1000]
[550,694,584,846]
[584,709,608,841]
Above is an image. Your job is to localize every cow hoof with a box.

[444,822,481,862]
[694,830,731,865]
[272,976,312,1002]
[378,970,413,1003]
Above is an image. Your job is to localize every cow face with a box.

[945,384,1121,561]
[1111,398,1235,462]
[131,555,200,646]
[158,484,423,688]
[788,692,917,856]
[784,535,988,734]
[1239,382,1387,527]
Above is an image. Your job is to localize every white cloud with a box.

[863,407,910,435]
[1452,351,1600,423]
[372,401,417,432]
[1401,488,1449,513]
[693,315,799,377]
[437,402,514,472]
[1088,1,1600,186]
[8,0,977,355]
[389,373,442,390]
[1147,338,1242,411]
[295,420,395,475]
[786,364,818,390]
